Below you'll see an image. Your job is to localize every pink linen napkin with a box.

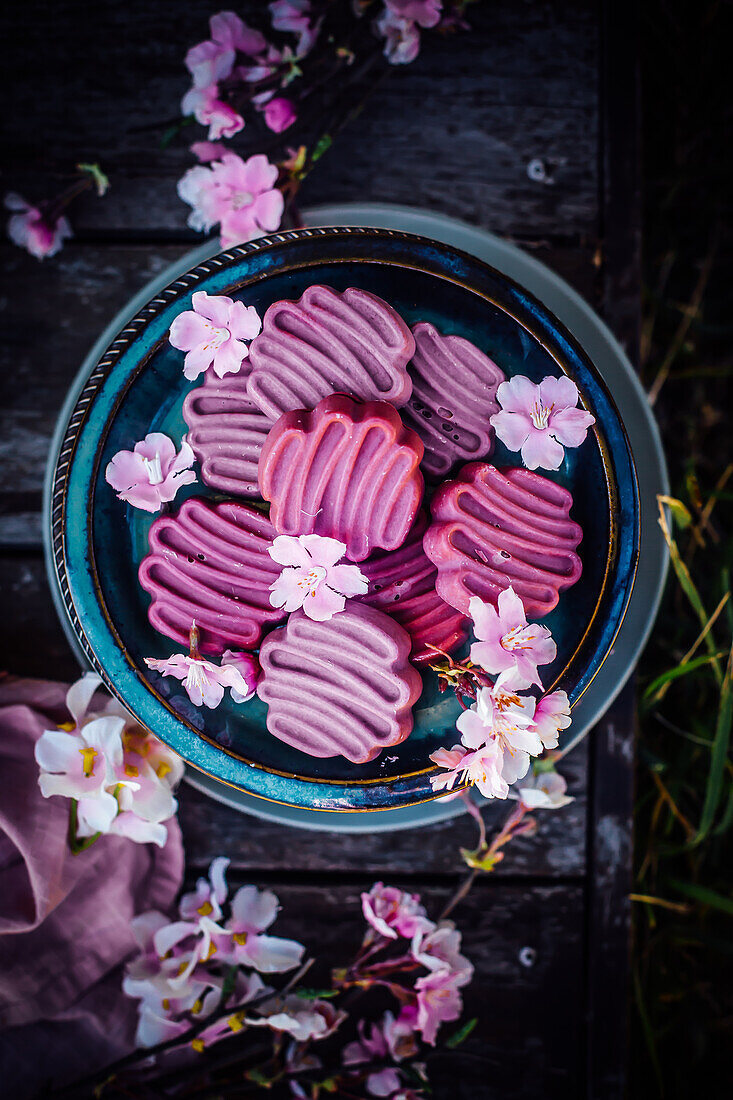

[0,674,185,1094]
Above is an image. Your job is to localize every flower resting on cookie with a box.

[490,374,596,471]
[169,291,262,380]
[268,534,368,621]
[469,587,556,689]
[105,432,196,512]
[145,623,259,708]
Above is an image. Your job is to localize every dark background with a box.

[1,1,731,1097]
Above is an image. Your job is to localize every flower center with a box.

[298,565,327,596]
[143,452,164,485]
[501,625,535,652]
[78,745,98,777]
[200,320,229,352]
[197,900,214,917]
[231,188,253,210]
[530,400,553,430]
[232,931,249,946]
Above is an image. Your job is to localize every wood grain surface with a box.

[0,1,640,1095]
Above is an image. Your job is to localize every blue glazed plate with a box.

[49,227,639,811]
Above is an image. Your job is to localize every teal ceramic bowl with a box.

[49,227,639,812]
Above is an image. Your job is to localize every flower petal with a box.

[326,563,368,597]
[495,375,540,414]
[230,884,278,931]
[490,410,532,452]
[268,534,314,569]
[520,430,565,471]
[550,406,596,448]
[303,583,345,621]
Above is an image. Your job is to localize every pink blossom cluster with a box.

[375,0,443,65]
[124,857,317,1047]
[429,588,571,800]
[35,673,184,846]
[357,882,474,1069]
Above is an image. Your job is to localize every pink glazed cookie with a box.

[258,394,425,562]
[246,285,415,420]
[182,372,274,497]
[401,322,506,478]
[138,497,285,654]
[358,512,470,663]
[423,463,583,617]
[257,603,423,764]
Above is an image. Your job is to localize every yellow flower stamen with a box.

[228,1012,245,1032]
[191,997,204,1015]
[197,900,213,917]
[124,763,139,778]
[162,998,170,1011]
[155,760,172,779]
[58,721,76,732]
[78,746,98,777]
[203,940,218,961]
[191,1038,205,1053]
[232,931,248,946]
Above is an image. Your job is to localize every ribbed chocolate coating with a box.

[182,373,274,497]
[401,322,506,478]
[358,513,469,663]
[247,285,415,420]
[258,394,425,563]
[423,463,583,617]
[257,604,423,764]
[138,498,285,654]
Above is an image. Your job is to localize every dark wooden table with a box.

[1,2,640,1096]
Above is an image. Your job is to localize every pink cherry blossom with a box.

[517,768,574,810]
[105,432,196,512]
[181,84,245,141]
[190,140,227,163]
[145,647,256,708]
[269,0,319,55]
[178,152,284,248]
[215,884,305,972]
[169,291,262,380]
[268,534,368,621]
[490,374,596,471]
[185,11,266,87]
[180,856,230,923]
[411,921,473,983]
[249,995,346,1042]
[375,8,421,63]
[35,713,125,833]
[415,967,467,1045]
[263,96,297,132]
[361,882,433,940]
[222,649,260,702]
[469,588,556,689]
[533,689,571,750]
[386,0,442,26]
[6,192,72,260]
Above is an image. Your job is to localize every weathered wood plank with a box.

[0,239,599,549]
[0,553,588,877]
[209,879,586,1099]
[178,743,587,876]
[4,1,599,238]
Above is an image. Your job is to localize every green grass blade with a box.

[642,651,727,707]
[670,878,733,916]
[690,641,733,845]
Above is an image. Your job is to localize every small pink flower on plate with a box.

[105,432,196,512]
[178,152,284,248]
[517,767,574,810]
[469,587,556,689]
[268,534,368,621]
[490,374,596,470]
[263,96,297,132]
[6,192,72,260]
[145,627,258,709]
[533,688,571,750]
[169,291,262,380]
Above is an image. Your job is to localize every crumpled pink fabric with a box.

[0,675,185,1096]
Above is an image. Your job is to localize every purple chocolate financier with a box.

[423,463,583,618]
[401,322,506,478]
[358,512,470,663]
[258,603,423,764]
[259,394,425,562]
[138,497,285,654]
[246,285,415,420]
[182,372,273,497]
